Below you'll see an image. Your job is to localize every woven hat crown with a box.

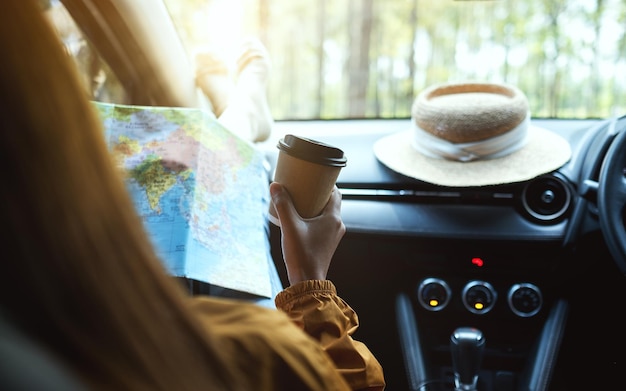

[412,83,529,144]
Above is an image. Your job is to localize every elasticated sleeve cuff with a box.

[274,280,336,308]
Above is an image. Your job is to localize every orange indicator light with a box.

[474,302,484,310]
[429,299,439,307]
[471,257,484,267]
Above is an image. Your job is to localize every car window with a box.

[43,0,127,103]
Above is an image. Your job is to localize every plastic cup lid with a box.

[277,134,347,167]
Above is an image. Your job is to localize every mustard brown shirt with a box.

[186,280,385,390]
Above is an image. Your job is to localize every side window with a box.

[42,0,127,104]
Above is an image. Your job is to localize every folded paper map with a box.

[95,102,274,298]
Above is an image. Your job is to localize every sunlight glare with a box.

[200,0,244,61]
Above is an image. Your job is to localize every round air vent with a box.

[521,174,572,222]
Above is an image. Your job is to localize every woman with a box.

[0,1,385,390]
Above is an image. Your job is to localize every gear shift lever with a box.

[450,327,485,391]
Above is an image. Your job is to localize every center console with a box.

[263,120,595,391]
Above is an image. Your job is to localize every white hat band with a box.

[411,113,530,162]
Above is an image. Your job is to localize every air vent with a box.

[521,174,572,222]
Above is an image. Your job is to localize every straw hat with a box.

[374,82,572,187]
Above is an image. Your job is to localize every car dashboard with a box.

[262,116,626,391]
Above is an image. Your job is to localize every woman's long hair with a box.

[0,1,241,389]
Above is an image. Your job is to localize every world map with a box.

[95,102,274,298]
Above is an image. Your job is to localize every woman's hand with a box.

[269,182,346,285]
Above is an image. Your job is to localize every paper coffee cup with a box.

[269,134,347,226]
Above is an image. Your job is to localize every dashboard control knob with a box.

[417,278,451,311]
[462,281,497,314]
[508,283,542,317]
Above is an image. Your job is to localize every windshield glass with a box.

[165,0,626,121]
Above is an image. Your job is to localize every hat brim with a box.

[373,125,571,187]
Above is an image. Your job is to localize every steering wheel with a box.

[597,120,626,275]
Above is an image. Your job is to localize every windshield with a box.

[47,0,625,121]
[164,0,626,120]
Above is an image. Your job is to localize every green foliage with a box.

[166,0,626,120]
